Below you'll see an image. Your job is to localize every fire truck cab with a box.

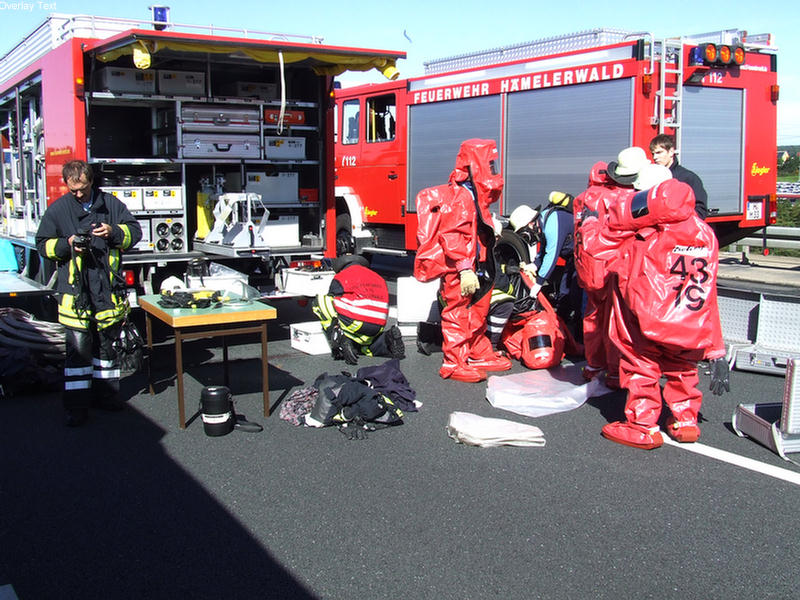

[334,28,778,267]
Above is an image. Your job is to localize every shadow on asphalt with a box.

[0,383,317,599]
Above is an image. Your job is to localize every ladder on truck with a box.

[651,30,769,160]
[654,38,686,153]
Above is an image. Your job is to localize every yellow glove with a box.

[459,269,479,296]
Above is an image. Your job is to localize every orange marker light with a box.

[642,73,652,95]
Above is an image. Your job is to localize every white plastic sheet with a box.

[486,363,611,418]
[446,412,546,448]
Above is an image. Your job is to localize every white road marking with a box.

[662,437,800,486]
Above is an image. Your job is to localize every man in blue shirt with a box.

[509,191,580,334]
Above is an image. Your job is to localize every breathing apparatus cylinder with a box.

[200,386,235,436]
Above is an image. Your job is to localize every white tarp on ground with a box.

[486,363,611,418]
[446,412,546,448]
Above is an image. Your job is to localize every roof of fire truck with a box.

[422,27,775,75]
[0,13,406,86]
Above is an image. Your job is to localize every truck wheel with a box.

[494,229,532,300]
[336,214,355,256]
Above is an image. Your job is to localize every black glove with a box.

[338,421,368,441]
[709,358,730,396]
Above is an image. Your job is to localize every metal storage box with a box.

[245,172,299,203]
[290,321,331,355]
[264,136,306,160]
[181,104,260,133]
[181,134,261,159]
[158,70,205,96]
[231,81,277,99]
[732,358,800,461]
[142,186,183,210]
[279,268,334,296]
[94,67,156,94]
[732,294,800,375]
[101,186,144,211]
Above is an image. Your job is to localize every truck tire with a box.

[336,214,355,256]
[494,229,532,300]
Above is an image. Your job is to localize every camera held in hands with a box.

[73,227,92,250]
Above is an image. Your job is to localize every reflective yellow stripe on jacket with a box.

[44,239,60,260]
[58,293,90,329]
[118,224,133,250]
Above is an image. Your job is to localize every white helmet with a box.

[633,164,672,190]
[160,276,187,293]
[509,205,539,232]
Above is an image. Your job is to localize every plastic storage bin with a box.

[290,321,331,355]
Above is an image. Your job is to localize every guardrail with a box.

[731,226,800,251]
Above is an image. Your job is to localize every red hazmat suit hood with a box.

[608,179,695,231]
[448,139,504,214]
[589,161,612,186]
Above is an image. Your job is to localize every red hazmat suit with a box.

[414,139,511,382]
[573,162,635,386]
[600,179,726,449]
[501,293,567,370]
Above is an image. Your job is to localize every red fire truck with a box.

[333,28,778,270]
[0,11,403,297]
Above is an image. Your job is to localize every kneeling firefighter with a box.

[414,138,512,382]
[312,255,405,365]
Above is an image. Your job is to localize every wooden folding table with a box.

[138,295,277,428]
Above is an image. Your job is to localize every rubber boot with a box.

[664,416,700,443]
[582,365,604,382]
[386,325,406,359]
[468,333,512,372]
[439,361,487,383]
[601,421,663,450]
[330,325,358,365]
[468,351,512,372]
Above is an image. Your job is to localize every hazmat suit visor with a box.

[449,139,504,207]
[589,161,610,186]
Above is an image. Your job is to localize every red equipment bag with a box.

[501,294,565,370]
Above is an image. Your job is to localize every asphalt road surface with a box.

[1,274,798,599]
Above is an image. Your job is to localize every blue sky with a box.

[1,0,798,144]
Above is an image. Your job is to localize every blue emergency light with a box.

[150,5,170,31]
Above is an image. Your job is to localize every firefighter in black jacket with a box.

[35,160,142,426]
